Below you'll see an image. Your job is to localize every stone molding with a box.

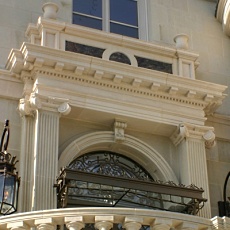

[170,123,215,147]
[5,42,226,119]
[58,131,178,182]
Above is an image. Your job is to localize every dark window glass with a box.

[66,41,105,58]
[109,52,131,65]
[73,14,102,30]
[73,0,102,18]
[110,0,138,26]
[110,23,138,38]
[135,56,173,74]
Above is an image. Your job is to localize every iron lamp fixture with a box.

[0,120,20,215]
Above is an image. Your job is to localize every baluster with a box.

[35,218,56,230]
[65,216,85,230]
[152,224,171,230]
[95,216,113,230]
[123,217,143,230]
[7,221,29,230]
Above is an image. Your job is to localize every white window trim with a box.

[138,0,149,41]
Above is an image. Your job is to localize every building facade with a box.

[0,0,229,229]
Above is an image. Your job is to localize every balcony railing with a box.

[55,168,207,216]
[0,207,218,230]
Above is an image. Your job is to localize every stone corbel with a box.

[170,124,189,146]
[18,98,34,117]
[203,130,216,149]
[114,119,127,142]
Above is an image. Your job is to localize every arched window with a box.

[56,150,206,215]
[72,0,149,40]
[109,52,131,65]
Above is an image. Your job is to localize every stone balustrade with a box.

[0,207,227,230]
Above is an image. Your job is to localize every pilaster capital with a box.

[170,123,215,148]
[113,119,127,142]
[19,93,71,117]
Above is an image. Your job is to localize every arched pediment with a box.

[58,131,178,183]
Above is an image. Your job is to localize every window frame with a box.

[72,0,149,40]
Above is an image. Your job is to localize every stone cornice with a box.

[7,42,226,115]
[4,42,227,126]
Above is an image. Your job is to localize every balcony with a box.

[0,207,218,230]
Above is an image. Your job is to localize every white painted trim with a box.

[138,0,149,41]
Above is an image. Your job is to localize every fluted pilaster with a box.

[18,116,35,212]
[177,125,212,218]
[32,110,59,210]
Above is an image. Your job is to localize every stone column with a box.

[171,124,215,218]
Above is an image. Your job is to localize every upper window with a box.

[72,0,148,39]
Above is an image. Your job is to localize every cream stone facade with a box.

[0,0,229,229]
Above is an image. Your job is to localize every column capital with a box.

[19,93,71,116]
[170,123,215,148]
